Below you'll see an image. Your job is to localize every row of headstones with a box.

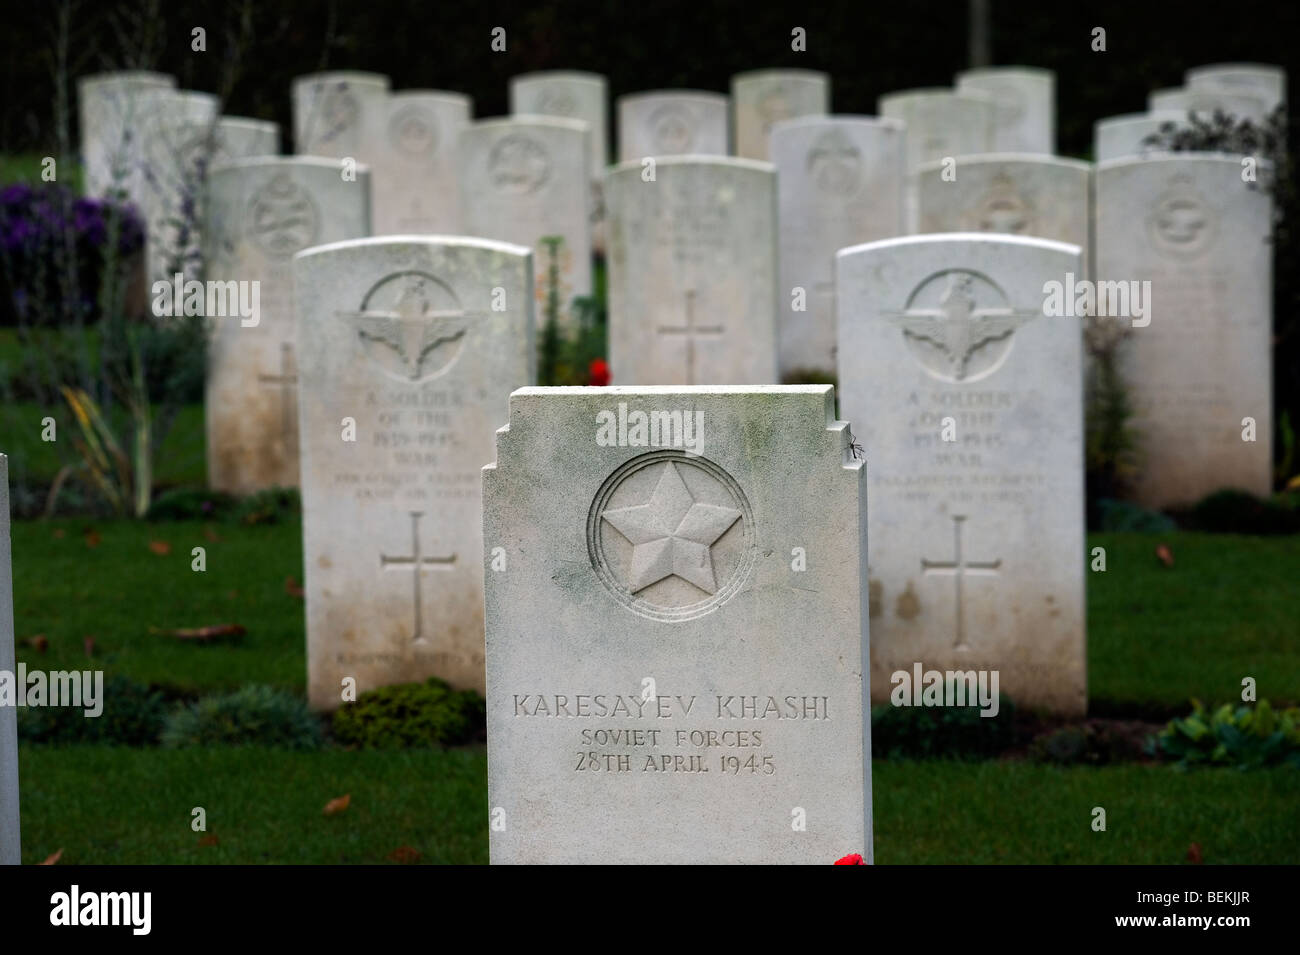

[1095,63,1286,162]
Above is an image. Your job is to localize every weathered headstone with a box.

[606,157,778,385]
[731,69,830,160]
[1185,63,1286,115]
[371,91,471,235]
[78,70,176,199]
[458,117,592,330]
[209,117,280,162]
[617,91,729,161]
[878,89,997,229]
[484,384,870,864]
[509,72,608,251]
[1148,87,1268,123]
[1096,155,1272,506]
[137,89,219,283]
[292,71,390,161]
[295,237,534,708]
[204,157,371,493]
[0,455,19,865]
[917,154,1092,276]
[1093,111,1184,162]
[770,116,904,378]
[837,233,1086,715]
[955,67,1055,154]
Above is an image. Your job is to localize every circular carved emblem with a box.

[318,84,360,142]
[588,451,755,622]
[352,271,466,383]
[488,134,550,193]
[390,104,438,158]
[536,88,577,117]
[649,104,695,154]
[970,172,1035,234]
[807,128,862,195]
[886,270,1029,383]
[245,172,320,258]
[1147,179,1214,258]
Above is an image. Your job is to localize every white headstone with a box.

[617,91,729,161]
[137,89,219,283]
[0,455,19,865]
[295,237,535,708]
[917,154,1092,276]
[731,70,830,160]
[1093,111,1185,162]
[878,89,997,229]
[292,71,390,160]
[1096,155,1273,507]
[955,67,1055,154]
[458,117,592,331]
[509,72,608,252]
[484,384,871,864]
[837,233,1087,715]
[209,117,280,162]
[204,157,372,494]
[770,116,905,377]
[606,157,778,385]
[372,91,471,234]
[78,70,176,199]
[1185,63,1286,115]
[1148,87,1268,123]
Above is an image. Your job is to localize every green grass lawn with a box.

[11,519,1298,706]
[17,746,1297,864]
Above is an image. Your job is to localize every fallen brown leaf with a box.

[40,848,63,865]
[1186,842,1203,863]
[1155,543,1174,567]
[323,794,351,816]
[388,845,421,864]
[284,576,305,599]
[24,635,48,653]
[149,623,246,643]
[83,529,101,548]
[83,636,96,657]
[198,834,219,847]
[204,525,222,542]
[52,529,65,539]
[148,539,172,555]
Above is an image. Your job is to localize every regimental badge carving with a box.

[318,83,360,142]
[885,270,1037,383]
[807,128,862,196]
[342,271,469,382]
[246,173,320,258]
[535,87,578,117]
[588,451,755,622]
[969,170,1035,234]
[488,133,550,194]
[649,104,695,154]
[1147,174,1214,258]
[390,104,438,158]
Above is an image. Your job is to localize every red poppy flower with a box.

[588,358,611,386]
[833,853,865,865]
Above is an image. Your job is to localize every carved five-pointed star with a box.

[602,462,741,595]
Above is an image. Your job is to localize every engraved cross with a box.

[257,342,298,447]
[921,514,1001,651]
[380,511,457,642]
[657,289,723,385]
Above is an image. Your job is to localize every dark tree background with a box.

[0,0,1294,157]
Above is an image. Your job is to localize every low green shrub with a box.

[1028,723,1144,766]
[1180,489,1300,535]
[17,675,167,745]
[870,697,1017,760]
[332,677,485,749]
[162,684,323,749]
[146,487,239,522]
[1148,699,1300,769]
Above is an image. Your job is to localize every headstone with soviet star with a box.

[293,236,534,709]
[837,233,1087,715]
[483,385,870,863]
